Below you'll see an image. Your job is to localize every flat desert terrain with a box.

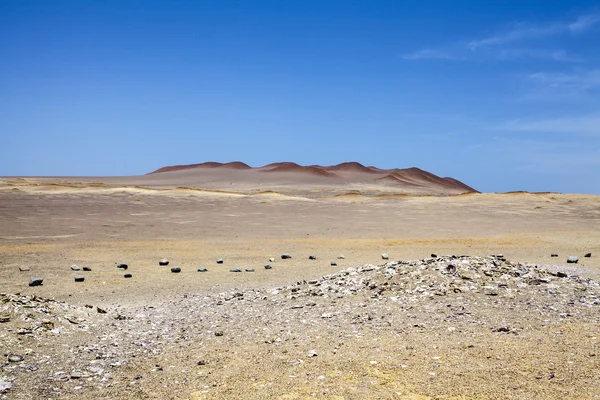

[1,166,599,399]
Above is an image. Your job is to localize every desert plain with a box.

[1,162,599,399]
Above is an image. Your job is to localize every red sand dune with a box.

[147,161,477,194]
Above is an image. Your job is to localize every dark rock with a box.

[117,263,128,270]
[567,256,579,264]
[431,253,437,258]
[124,273,132,278]
[197,267,208,272]
[330,261,337,266]
[29,278,43,287]
[309,255,317,260]
[230,268,241,273]
[584,253,592,258]
[215,331,224,336]
[245,267,255,272]
[264,264,272,269]
[197,360,206,366]
[97,307,107,314]
[281,254,292,259]
[159,258,169,266]
[551,253,558,257]
[216,258,224,264]
[83,266,92,271]
[171,267,181,273]
[556,272,568,278]
[71,265,80,271]
[74,275,85,282]
[0,314,9,323]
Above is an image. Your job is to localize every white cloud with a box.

[503,114,600,136]
[569,13,600,32]
[401,48,462,60]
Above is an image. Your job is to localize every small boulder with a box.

[337,254,345,259]
[216,258,224,264]
[8,354,23,363]
[567,256,579,264]
[245,267,255,272]
[83,266,92,272]
[264,264,272,269]
[19,265,30,272]
[551,253,558,257]
[309,255,317,260]
[330,261,337,266]
[117,263,128,270]
[74,275,85,282]
[171,267,181,273]
[269,257,275,262]
[71,265,80,271]
[124,273,132,278]
[281,254,292,259]
[159,258,169,266]
[431,253,438,258]
[381,253,389,260]
[584,253,592,258]
[197,267,208,272]
[29,278,43,287]
[230,268,241,273]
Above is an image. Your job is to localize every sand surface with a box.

[1,176,599,399]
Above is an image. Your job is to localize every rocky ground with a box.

[2,255,599,399]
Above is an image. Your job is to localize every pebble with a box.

[171,267,182,273]
[431,253,438,258]
[159,258,169,266]
[308,350,318,357]
[330,262,337,266]
[245,267,255,272]
[230,268,241,273]
[551,253,558,257]
[567,256,579,264]
[264,264,272,269]
[8,354,23,363]
[97,307,107,314]
[585,253,592,258]
[71,265,80,271]
[197,360,206,366]
[0,381,12,393]
[124,273,132,278]
[337,255,345,259]
[215,331,224,337]
[0,313,9,323]
[117,263,128,270]
[83,266,92,271]
[197,267,208,272]
[216,258,224,264]
[281,254,292,259]
[269,257,275,262]
[19,265,30,272]
[381,253,389,260]
[74,275,85,282]
[29,277,43,287]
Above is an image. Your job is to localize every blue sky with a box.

[1,1,599,193]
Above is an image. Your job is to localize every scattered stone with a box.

[308,350,318,357]
[264,264,272,269]
[70,371,83,379]
[269,257,275,262]
[71,264,80,271]
[215,331,224,337]
[216,258,224,264]
[230,268,241,273]
[159,258,169,266]
[29,277,43,287]
[431,253,437,258]
[281,254,292,259]
[337,254,345,259]
[0,313,10,323]
[330,261,337,266]
[83,266,92,271]
[19,265,30,272]
[97,307,107,314]
[309,255,317,260]
[0,381,12,393]
[117,263,128,270]
[585,253,592,258]
[8,354,24,363]
[551,253,558,257]
[197,267,208,272]
[381,253,389,260]
[124,273,132,278]
[197,360,206,366]
[171,267,181,273]
[245,267,255,272]
[567,256,579,264]
[74,275,85,282]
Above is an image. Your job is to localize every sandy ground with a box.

[0,177,599,399]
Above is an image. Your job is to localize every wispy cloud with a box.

[503,114,600,136]
[403,12,600,62]
[520,69,600,100]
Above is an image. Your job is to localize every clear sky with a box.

[1,1,599,193]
